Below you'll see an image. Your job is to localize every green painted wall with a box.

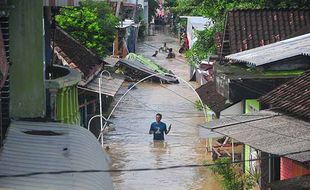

[244,99,260,173]
[9,0,45,118]
[55,85,80,125]
[245,99,260,113]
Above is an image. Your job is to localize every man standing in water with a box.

[149,113,171,140]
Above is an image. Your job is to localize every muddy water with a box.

[106,83,220,190]
[105,27,222,190]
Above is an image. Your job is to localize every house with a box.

[197,9,310,122]
[113,19,139,58]
[179,16,213,49]
[199,9,310,124]
[53,26,124,130]
[0,1,114,189]
[259,70,310,183]
[215,9,310,102]
[209,70,310,190]
[200,9,310,188]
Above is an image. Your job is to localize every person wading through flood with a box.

[149,113,171,140]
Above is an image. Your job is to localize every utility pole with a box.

[115,0,122,17]
[133,0,138,22]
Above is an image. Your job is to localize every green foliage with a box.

[194,100,205,111]
[210,158,255,190]
[148,0,160,23]
[263,70,305,76]
[55,0,119,57]
[138,20,147,38]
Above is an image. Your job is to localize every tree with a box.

[148,0,160,23]
[210,158,255,190]
[56,0,119,57]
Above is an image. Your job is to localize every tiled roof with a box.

[217,9,310,56]
[54,27,103,83]
[196,81,230,117]
[259,70,310,119]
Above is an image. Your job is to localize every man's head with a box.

[156,113,162,123]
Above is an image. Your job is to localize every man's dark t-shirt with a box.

[150,122,167,140]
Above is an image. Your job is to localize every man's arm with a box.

[149,124,154,134]
[165,124,171,134]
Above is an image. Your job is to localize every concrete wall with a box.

[220,101,244,118]
[9,0,45,118]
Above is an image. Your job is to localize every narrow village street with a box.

[1,1,310,190]
[105,27,222,190]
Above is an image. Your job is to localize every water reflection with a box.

[149,140,170,165]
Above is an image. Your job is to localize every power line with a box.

[113,81,310,145]
[106,68,310,150]
[1,150,309,178]
[117,89,204,128]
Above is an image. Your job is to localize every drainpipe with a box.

[98,70,112,146]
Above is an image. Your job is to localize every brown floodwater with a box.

[104,27,223,190]
[105,83,222,190]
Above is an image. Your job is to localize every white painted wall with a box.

[220,101,244,118]
[180,16,213,49]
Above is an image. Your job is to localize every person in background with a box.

[167,48,175,59]
[149,113,171,140]
[152,50,158,57]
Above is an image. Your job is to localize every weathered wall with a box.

[9,0,45,118]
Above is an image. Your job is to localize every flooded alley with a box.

[105,27,222,190]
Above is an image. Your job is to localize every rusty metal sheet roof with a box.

[79,73,124,97]
[209,110,310,163]
[118,59,179,83]
[0,121,113,190]
[259,70,310,119]
[225,33,310,66]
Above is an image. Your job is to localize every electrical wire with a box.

[1,150,309,178]
[109,78,310,145]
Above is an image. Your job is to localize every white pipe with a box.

[98,70,112,146]
[87,114,108,143]
[87,114,108,131]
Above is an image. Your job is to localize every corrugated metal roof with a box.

[0,121,113,190]
[118,59,179,83]
[225,33,310,66]
[208,110,310,163]
[104,57,120,67]
[79,73,124,97]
